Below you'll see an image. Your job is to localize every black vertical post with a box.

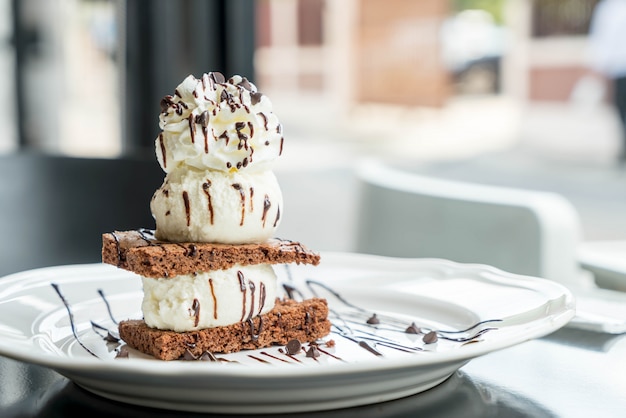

[224,0,255,82]
[11,0,28,148]
[122,0,256,154]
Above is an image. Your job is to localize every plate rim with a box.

[0,252,576,379]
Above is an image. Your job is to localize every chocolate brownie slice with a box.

[102,229,320,278]
[118,298,331,360]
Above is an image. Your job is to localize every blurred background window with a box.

[5,0,255,157]
[0,0,618,168]
[11,0,120,156]
[532,0,600,37]
[0,0,624,255]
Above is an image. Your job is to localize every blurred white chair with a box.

[356,159,584,286]
[355,159,626,333]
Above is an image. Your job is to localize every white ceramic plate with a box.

[0,253,574,413]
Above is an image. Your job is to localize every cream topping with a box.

[155,72,283,174]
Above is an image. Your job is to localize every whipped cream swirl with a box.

[155,72,283,173]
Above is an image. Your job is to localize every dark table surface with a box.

[1,326,625,417]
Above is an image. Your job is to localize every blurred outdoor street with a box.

[274,95,626,253]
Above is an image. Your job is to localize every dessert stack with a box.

[102,72,330,360]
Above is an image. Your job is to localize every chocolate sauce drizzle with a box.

[91,321,119,343]
[190,298,201,327]
[258,112,268,130]
[258,282,267,315]
[260,351,290,363]
[231,183,246,226]
[219,130,229,146]
[247,355,270,364]
[194,110,210,153]
[187,114,195,144]
[53,267,501,364]
[247,281,256,322]
[261,194,271,227]
[51,283,98,358]
[182,191,191,226]
[237,270,247,322]
[137,228,156,242]
[246,316,263,341]
[358,341,383,356]
[203,125,209,153]
[304,279,501,355]
[273,206,281,227]
[109,229,159,268]
[208,278,218,319]
[109,232,123,267]
[202,181,214,224]
[282,283,305,300]
[97,289,118,324]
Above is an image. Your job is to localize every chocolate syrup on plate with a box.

[51,268,500,364]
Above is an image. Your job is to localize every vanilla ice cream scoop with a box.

[151,166,282,243]
[141,263,278,331]
[152,72,285,244]
[156,72,283,174]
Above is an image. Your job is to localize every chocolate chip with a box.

[238,77,253,91]
[195,110,209,127]
[250,92,263,105]
[405,322,420,334]
[366,314,380,325]
[210,71,225,84]
[306,346,321,358]
[285,339,302,355]
[423,331,438,344]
